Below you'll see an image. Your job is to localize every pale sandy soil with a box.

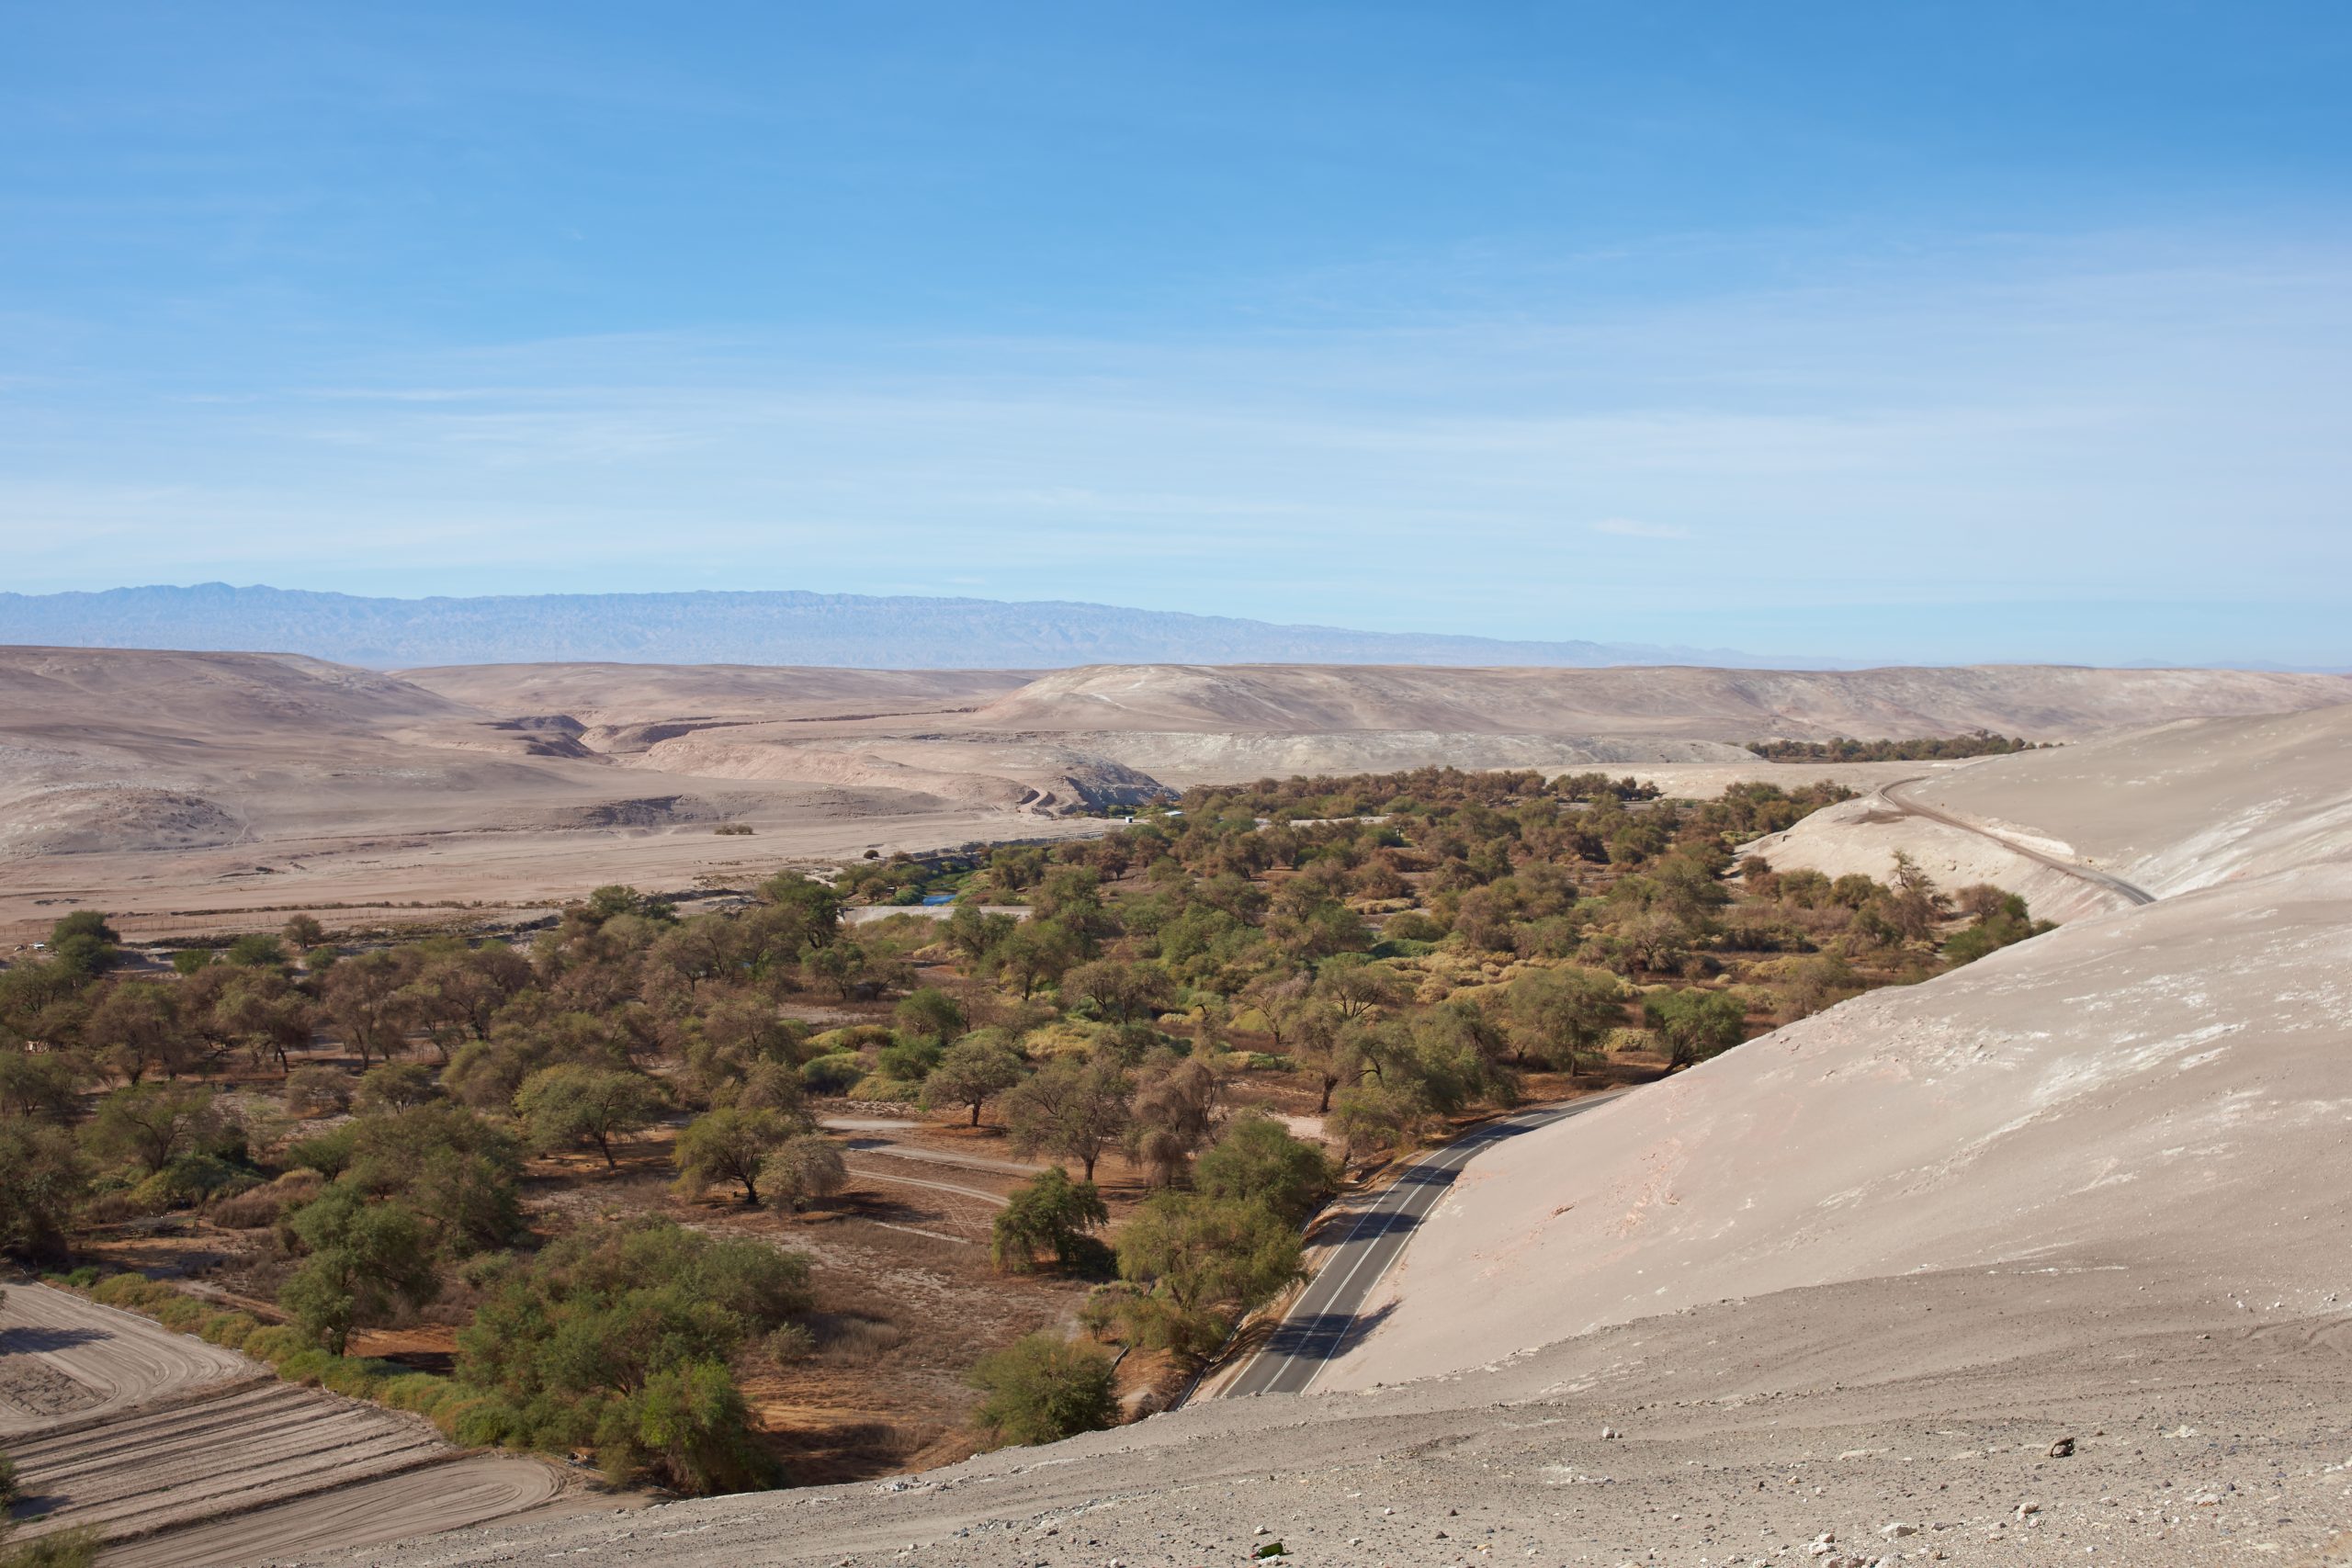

[0,1282,580,1562]
[0,1280,249,1434]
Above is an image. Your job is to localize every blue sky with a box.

[4,2,2348,664]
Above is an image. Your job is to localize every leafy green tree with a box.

[278,1184,440,1355]
[673,1105,804,1205]
[1002,1054,1131,1180]
[355,1059,440,1115]
[0,1116,90,1263]
[225,932,286,968]
[84,1082,222,1175]
[47,910,120,980]
[514,1065,666,1168]
[1114,1193,1301,1359]
[991,1167,1109,1272]
[1643,988,1748,1068]
[1193,1112,1334,1227]
[759,1133,848,1211]
[892,987,967,1044]
[0,1048,84,1123]
[920,1032,1026,1126]
[968,1333,1119,1446]
[455,1219,808,1493]
[345,1102,524,1256]
[1061,958,1174,1024]
[991,920,1082,1000]
[1505,965,1624,1073]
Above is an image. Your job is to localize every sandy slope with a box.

[960,662,2352,739]
[1754,702,2352,914]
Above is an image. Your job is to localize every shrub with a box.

[208,1168,325,1229]
[284,1066,354,1117]
[379,1372,457,1416]
[968,1333,1120,1447]
[446,1393,522,1447]
[798,1054,866,1095]
[991,1168,1109,1273]
[92,1272,169,1310]
[763,1323,817,1364]
[241,1325,307,1365]
[277,1348,333,1385]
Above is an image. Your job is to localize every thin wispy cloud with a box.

[1591,518,1691,539]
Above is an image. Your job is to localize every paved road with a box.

[1881,778,2156,907]
[1220,1091,1628,1399]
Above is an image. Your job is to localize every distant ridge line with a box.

[0,583,1823,671]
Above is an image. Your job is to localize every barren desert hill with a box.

[0,644,481,748]
[1751,700,2352,919]
[957,660,2352,739]
[395,660,1032,735]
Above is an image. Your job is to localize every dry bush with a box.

[809,1312,904,1366]
[285,1065,354,1117]
[208,1168,325,1228]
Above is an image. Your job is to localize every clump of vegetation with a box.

[1744,731,2046,761]
[450,1219,812,1492]
[967,1332,1119,1446]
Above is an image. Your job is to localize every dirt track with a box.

[0,1282,576,1562]
[0,1281,249,1434]
[99,1453,576,1568]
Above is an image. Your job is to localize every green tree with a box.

[967,1333,1118,1446]
[1193,1112,1334,1227]
[514,1065,666,1168]
[1643,988,1748,1068]
[920,1032,1026,1126]
[345,1102,524,1256]
[1505,965,1624,1073]
[277,1184,440,1355]
[1114,1193,1302,1359]
[225,932,287,968]
[0,1117,90,1263]
[454,1218,808,1493]
[892,986,967,1044]
[354,1059,441,1114]
[991,1166,1109,1273]
[673,1105,803,1206]
[759,1133,848,1211]
[1002,1054,1131,1180]
[84,1082,222,1175]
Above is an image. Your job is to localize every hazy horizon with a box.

[6,5,2348,665]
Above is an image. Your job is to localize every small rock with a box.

[1600,1426,1620,1439]
[1881,1521,1918,1539]
[1252,1526,1271,1537]
[2048,1437,2075,1458]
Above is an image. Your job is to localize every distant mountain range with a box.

[0,583,1813,670]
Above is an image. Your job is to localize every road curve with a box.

[1880,778,2156,907]
[1219,1091,1629,1400]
